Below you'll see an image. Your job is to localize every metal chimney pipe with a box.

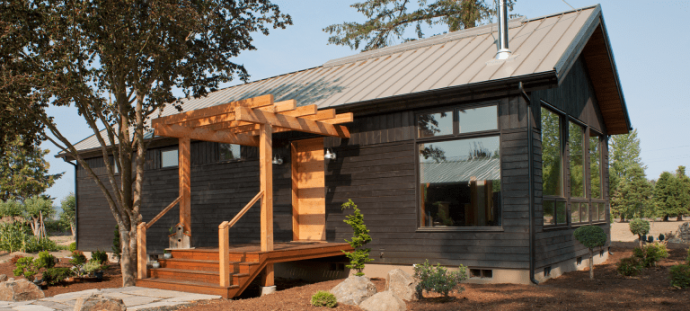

[496,0,512,60]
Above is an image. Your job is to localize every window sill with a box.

[416,226,504,232]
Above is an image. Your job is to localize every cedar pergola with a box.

[136,94,351,287]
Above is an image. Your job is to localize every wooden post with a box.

[291,143,299,241]
[179,137,192,237]
[261,264,275,287]
[137,222,147,279]
[260,124,274,287]
[219,221,230,287]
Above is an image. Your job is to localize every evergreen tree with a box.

[59,193,76,239]
[611,167,654,220]
[609,129,646,221]
[0,135,62,202]
[654,170,689,221]
[324,0,517,51]
[674,166,690,221]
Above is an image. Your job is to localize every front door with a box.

[291,138,326,241]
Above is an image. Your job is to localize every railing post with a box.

[137,222,147,279]
[219,221,230,287]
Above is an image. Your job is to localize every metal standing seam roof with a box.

[66,5,624,154]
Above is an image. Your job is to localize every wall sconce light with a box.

[272,155,283,165]
[324,148,336,160]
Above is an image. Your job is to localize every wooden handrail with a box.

[227,191,263,228]
[146,196,182,229]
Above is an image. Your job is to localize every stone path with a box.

[0,287,220,311]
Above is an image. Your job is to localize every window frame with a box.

[160,147,179,169]
[414,102,503,232]
[541,103,569,228]
[589,129,607,223]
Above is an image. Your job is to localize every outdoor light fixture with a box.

[272,155,283,165]
[324,148,336,160]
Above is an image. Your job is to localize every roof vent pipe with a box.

[495,0,512,60]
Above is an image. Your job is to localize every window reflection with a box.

[589,133,602,199]
[569,122,585,197]
[161,149,178,168]
[459,106,497,133]
[542,108,563,197]
[220,144,241,161]
[417,111,453,138]
[419,136,501,227]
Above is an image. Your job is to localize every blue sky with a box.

[41,0,690,203]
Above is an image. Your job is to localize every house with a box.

[59,4,631,297]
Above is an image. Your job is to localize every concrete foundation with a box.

[261,286,277,296]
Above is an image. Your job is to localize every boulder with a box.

[0,278,45,301]
[678,222,690,241]
[386,269,418,301]
[74,294,126,311]
[330,275,377,306]
[0,275,7,282]
[360,291,406,311]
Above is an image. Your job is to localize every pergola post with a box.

[179,137,192,238]
[259,124,274,287]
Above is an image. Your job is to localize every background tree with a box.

[611,167,654,220]
[23,195,54,239]
[654,170,689,221]
[0,135,62,202]
[324,0,517,51]
[676,166,690,221]
[609,129,646,221]
[59,193,76,239]
[3,0,291,286]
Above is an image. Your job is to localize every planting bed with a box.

[180,247,690,311]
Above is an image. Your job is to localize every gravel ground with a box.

[611,219,687,242]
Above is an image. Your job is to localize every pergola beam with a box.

[153,123,259,146]
[235,107,350,138]
[152,94,274,126]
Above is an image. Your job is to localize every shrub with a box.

[633,242,669,267]
[687,248,690,265]
[10,255,24,265]
[69,250,87,266]
[13,257,40,281]
[24,237,61,253]
[35,251,56,269]
[413,259,468,298]
[82,260,102,274]
[573,225,607,280]
[0,222,32,252]
[311,290,337,308]
[69,242,77,253]
[92,250,108,264]
[340,199,373,276]
[42,267,74,285]
[670,265,690,289]
[629,219,650,246]
[617,257,643,276]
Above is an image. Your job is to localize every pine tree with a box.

[0,135,62,202]
[674,166,690,221]
[654,171,689,221]
[609,129,646,221]
[611,167,654,219]
[341,199,374,276]
[324,0,517,51]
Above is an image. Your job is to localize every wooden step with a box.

[169,249,260,262]
[149,268,250,285]
[158,258,257,274]
[137,278,239,299]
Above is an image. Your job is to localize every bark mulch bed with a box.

[181,247,690,311]
[0,259,122,297]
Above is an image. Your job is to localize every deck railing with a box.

[137,196,182,279]
[218,190,263,286]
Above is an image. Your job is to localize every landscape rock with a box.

[330,275,377,306]
[0,274,7,282]
[677,222,690,241]
[73,294,126,311]
[0,278,45,301]
[386,269,418,301]
[360,291,406,311]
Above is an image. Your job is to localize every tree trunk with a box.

[70,221,76,240]
[119,224,137,286]
[589,249,594,280]
[638,234,643,248]
[663,215,669,222]
[677,215,683,221]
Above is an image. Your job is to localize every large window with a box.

[569,122,585,198]
[161,148,178,168]
[417,105,501,229]
[542,107,566,226]
[219,144,241,161]
[590,130,606,222]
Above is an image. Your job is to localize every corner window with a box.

[161,149,178,168]
[541,106,566,226]
[543,201,566,225]
[571,202,589,224]
[589,132,602,199]
[219,144,241,161]
[417,104,501,229]
[568,122,585,198]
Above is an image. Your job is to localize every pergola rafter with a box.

[141,94,352,288]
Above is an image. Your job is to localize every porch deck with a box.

[137,242,353,299]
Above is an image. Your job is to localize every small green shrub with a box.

[633,242,669,267]
[92,250,108,264]
[42,267,74,285]
[35,251,56,269]
[13,257,42,281]
[69,251,87,266]
[340,199,373,276]
[82,260,102,274]
[617,256,643,276]
[629,219,650,244]
[413,259,468,298]
[670,265,690,289]
[69,242,77,252]
[311,290,337,308]
[686,247,689,265]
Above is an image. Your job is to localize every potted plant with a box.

[163,250,172,259]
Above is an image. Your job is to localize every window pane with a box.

[589,133,602,199]
[417,111,453,138]
[571,203,580,223]
[220,144,241,161]
[556,201,567,225]
[544,201,555,225]
[569,122,585,197]
[418,136,501,227]
[161,149,178,168]
[459,106,497,133]
[581,203,589,223]
[541,108,563,197]
[597,203,606,221]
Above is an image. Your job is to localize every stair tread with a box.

[151,268,249,276]
[159,258,259,265]
[141,277,239,289]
